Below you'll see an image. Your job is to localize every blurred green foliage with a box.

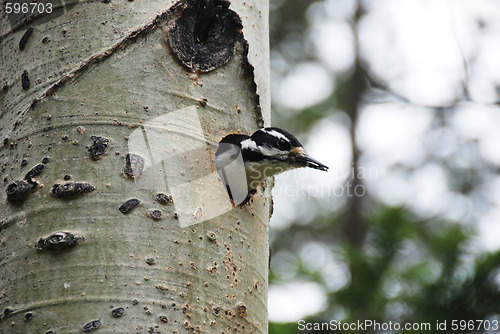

[270,206,500,333]
[268,0,500,332]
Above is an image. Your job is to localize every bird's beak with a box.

[296,153,329,171]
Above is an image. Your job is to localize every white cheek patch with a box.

[241,138,258,151]
[259,145,288,158]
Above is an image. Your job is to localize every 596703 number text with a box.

[451,319,499,331]
[5,2,53,14]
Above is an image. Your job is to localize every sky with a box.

[268,0,500,323]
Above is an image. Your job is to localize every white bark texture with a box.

[0,0,270,333]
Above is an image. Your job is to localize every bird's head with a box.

[216,127,329,204]
[245,127,329,175]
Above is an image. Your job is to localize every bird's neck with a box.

[245,160,295,190]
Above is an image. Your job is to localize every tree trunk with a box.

[0,0,270,333]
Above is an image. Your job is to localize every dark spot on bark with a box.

[24,312,34,321]
[146,257,156,265]
[44,330,55,334]
[207,231,216,242]
[24,163,45,181]
[111,307,125,318]
[236,302,246,317]
[155,193,172,204]
[123,153,145,179]
[42,156,50,164]
[0,307,12,321]
[36,231,85,251]
[64,175,71,181]
[20,159,28,167]
[173,213,179,220]
[199,97,208,107]
[148,209,162,220]
[50,182,95,198]
[168,0,242,72]
[22,70,31,90]
[159,315,168,323]
[119,198,140,214]
[148,327,159,334]
[42,36,50,44]
[2,307,12,317]
[76,126,86,135]
[19,27,34,51]
[6,179,38,203]
[88,136,110,160]
[83,319,101,332]
[132,299,139,305]
[213,306,221,315]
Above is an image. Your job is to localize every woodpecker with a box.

[216,127,329,206]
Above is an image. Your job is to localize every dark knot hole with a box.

[193,0,221,44]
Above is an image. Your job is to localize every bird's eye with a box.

[276,139,290,151]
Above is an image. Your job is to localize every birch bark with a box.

[0,0,270,332]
